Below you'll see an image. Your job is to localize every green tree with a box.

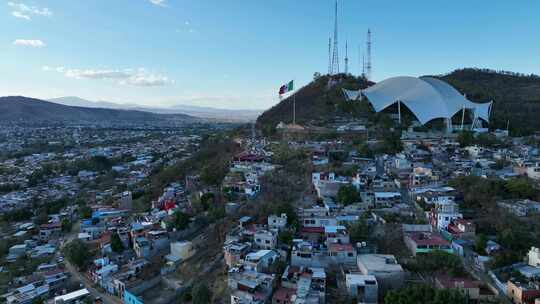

[505,178,538,199]
[337,185,360,205]
[61,218,72,232]
[78,205,93,219]
[200,160,228,186]
[192,283,212,304]
[349,220,370,244]
[272,202,299,229]
[377,130,403,154]
[457,131,475,148]
[199,193,215,211]
[475,234,488,253]
[407,251,466,277]
[173,211,191,230]
[278,230,294,246]
[34,208,49,225]
[208,205,225,222]
[31,298,44,304]
[110,232,124,253]
[177,287,192,303]
[385,284,468,304]
[63,239,92,270]
[357,143,374,159]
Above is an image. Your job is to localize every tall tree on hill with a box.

[192,283,212,304]
[111,232,124,253]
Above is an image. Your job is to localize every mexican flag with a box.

[279,80,294,95]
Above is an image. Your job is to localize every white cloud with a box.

[8,2,52,20]
[64,69,131,80]
[12,11,30,20]
[44,66,173,87]
[121,71,172,87]
[13,39,45,47]
[148,0,166,7]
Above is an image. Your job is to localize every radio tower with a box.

[331,0,339,75]
[361,51,365,78]
[366,28,372,81]
[344,40,349,75]
[328,37,332,75]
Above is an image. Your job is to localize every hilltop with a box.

[258,69,540,136]
[435,68,540,135]
[256,74,372,135]
[0,96,195,125]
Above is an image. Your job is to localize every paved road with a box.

[60,221,122,304]
[64,258,122,304]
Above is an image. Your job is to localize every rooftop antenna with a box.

[344,40,349,75]
[331,0,339,75]
[328,36,332,75]
[366,28,372,81]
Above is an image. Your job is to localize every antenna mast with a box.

[328,37,332,75]
[366,28,372,81]
[331,0,339,75]
[344,40,349,75]
[362,50,365,78]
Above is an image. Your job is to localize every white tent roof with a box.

[361,76,492,125]
[342,88,361,101]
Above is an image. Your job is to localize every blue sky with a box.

[1,0,539,110]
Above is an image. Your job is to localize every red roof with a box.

[40,222,62,230]
[273,287,296,301]
[436,275,479,289]
[329,243,354,252]
[234,151,264,162]
[300,226,325,234]
[408,232,450,246]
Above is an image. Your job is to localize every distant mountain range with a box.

[48,96,262,122]
[0,96,195,124]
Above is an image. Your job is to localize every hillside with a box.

[436,68,540,135]
[256,74,372,135]
[258,69,540,136]
[0,96,195,125]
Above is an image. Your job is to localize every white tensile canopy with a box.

[342,88,361,101]
[360,76,492,125]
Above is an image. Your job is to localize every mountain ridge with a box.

[0,96,195,124]
[48,96,262,122]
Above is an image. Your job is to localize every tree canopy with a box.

[63,239,92,270]
[337,185,361,205]
[192,283,212,304]
[385,284,468,304]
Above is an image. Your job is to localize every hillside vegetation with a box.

[258,69,540,136]
[437,68,540,135]
[256,74,371,135]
